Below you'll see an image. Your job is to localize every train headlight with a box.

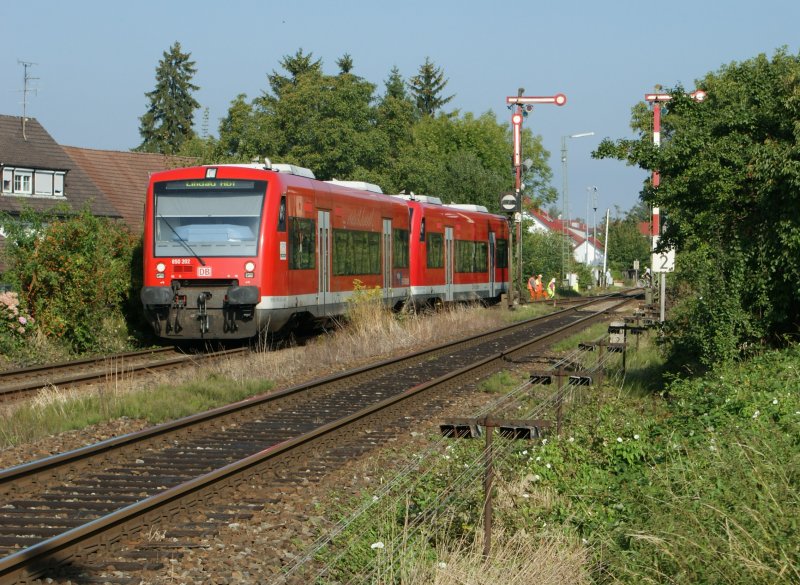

[245,261,256,272]
[156,262,166,272]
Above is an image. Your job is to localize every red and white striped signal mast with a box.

[644,88,707,321]
[504,90,567,304]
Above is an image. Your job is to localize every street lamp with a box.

[560,132,594,285]
[585,186,597,266]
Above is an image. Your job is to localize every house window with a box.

[13,170,32,194]
[1,166,65,197]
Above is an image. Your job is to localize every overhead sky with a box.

[2,0,797,220]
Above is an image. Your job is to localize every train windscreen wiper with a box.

[158,215,206,266]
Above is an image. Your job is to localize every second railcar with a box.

[395,194,510,307]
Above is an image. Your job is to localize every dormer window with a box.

[2,166,65,198]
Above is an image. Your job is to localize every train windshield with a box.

[153,179,267,257]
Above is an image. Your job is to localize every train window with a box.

[419,217,426,242]
[393,228,409,269]
[455,240,488,273]
[278,195,286,232]
[332,229,380,275]
[426,232,443,269]
[496,238,509,268]
[289,217,316,270]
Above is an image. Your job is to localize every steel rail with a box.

[0,347,247,402]
[0,293,639,583]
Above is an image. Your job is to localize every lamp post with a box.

[592,187,598,268]
[585,186,597,266]
[560,132,594,285]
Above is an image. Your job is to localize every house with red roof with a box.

[525,207,606,267]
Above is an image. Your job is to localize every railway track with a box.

[0,346,249,403]
[0,291,640,583]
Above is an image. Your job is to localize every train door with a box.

[444,226,454,302]
[317,210,331,314]
[488,231,496,297]
[382,218,392,301]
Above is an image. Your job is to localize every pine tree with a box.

[384,66,407,100]
[336,53,354,75]
[267,48,322,97]
[408,57,454,116]
[137,42,200,154]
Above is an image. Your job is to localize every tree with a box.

[408,57,454,116]
[605,216,650,273]
[137,42,200,154]
[267,48,323,98]
[390,111,555,212]
[375,67,418,189]
[594,48,800,367]
[336,53,354,75]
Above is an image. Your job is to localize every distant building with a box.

[0,115,120,272]
[525,207,605,267]
[0,114,194,274]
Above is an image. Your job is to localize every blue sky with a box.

[2,0,797,219]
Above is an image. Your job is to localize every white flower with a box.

[522,493,530,498]
[438,562,447,569]
[616,437,623,443]
[542,439,548,445]
[371,542,385,550]
[752,410,760,419]
[521,450,528,455]
[633,434,640,440]
[772,399,778,405]
[545,463,552,469]
[709,445,717,451]
[533,474,541,482]
[568,437,575,443]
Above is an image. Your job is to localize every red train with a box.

[140,161,509,340]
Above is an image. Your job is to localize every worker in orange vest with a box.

[527,274,537,300]
[534,274,544,300]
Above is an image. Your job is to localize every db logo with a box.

[197,266,212,277]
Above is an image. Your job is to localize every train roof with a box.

[204,161,316,179]
[326,179,383,194]
[444,203,489,212]
[390,193,444,205]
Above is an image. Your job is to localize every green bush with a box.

[1,207,139,355]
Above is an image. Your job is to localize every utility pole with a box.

[506,89,566,299]
[560,132,594,287]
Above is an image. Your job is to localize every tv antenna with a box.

[18,60,39,140]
